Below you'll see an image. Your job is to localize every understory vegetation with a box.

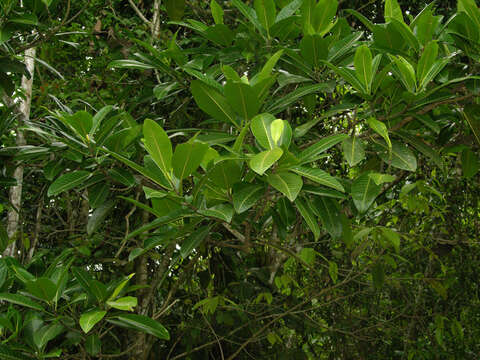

[1,0,480,359]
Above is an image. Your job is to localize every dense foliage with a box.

[1,0,480,359]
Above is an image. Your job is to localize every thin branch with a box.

[128,0,152,26]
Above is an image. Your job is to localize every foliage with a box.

[1,0,480,359]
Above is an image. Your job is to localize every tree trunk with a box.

[4,47,36,258]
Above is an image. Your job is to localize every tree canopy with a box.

[1,0,480,359]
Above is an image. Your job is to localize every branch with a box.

[128,0,152,26]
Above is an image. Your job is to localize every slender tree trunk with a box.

[4,47,36,258]
[152,0,161,39]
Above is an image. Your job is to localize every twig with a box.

[128,0,152,26]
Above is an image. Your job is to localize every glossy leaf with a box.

[80,310,107,334]
[342,137,365,167]
[266,172,303,201]
[107,296,138,311]
[0,293,44,311]
[143,119,173,180]
[181,226,211,259]
[299,134,348,163]
[354,45,373,94]
[351,172,382,213]
[249,147,283,175]
[224,81,260,120]
[211,0,224,24]
[313,197,342,239]
[25,278,57,302]
[295,197,320,240]
[191,80,238,126]
[254,0,276,33]
[290,166,344,192]
[47,171,91,197]
[232,183,264,213]
[110,314,170,340]
[172,142,209,180]
[378,141,417,172]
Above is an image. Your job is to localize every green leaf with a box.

[232,0,265,36]
[266,172,303,201]
[299,134,348,163]
[418,58,449,91]
[143,119,173,181]
[33,323,64,351]
[354,45,373,94]
[65,111,93,138]
[313,197,342,239]
[300,35,329,68]
[191,80,238,126]
[199,204,234,223]
[328,261,338,283]
[390,19,419,51]
[395,130,444,171]
[251,113,276,149]
[72,267,105,302]
[172,142,209,180]
[207,160,242,189]
[344,10,373,31]
[458,0,480,30]
[295,197,320,240]
[25,278,57,302]
[342,137,365,167]
[381,228,401,253]
[249,147,283,175]
[232,183,264,213]
[9,13,38,25]
[224,81,260,120]
[461,149,479,178]
[463,105,480,146]
[302,185,346,199]
[0,293,44,311]
[378,141,417,172]
[351,172,382,213]
[270,119,285,145]
[385,0,404,22]
[165,0,186,20]
[87,200,115,235]
[254,0,276,33]
[367,117,391,148]
[181,226,211,259]
[108,273,135,301]
[290,166,344,192]
[80,310,107,334]
[91,105,114,136]
[369,173,396,185]
[85,334,101,356]
[107,296,137,311]
[266,83,335,115]
[110,314,170,340]
[108,59,154,70]
[211,0,224,24]
[417,41,438,85]
[0,345,31,360]
[392,55,416,93]
[47,171,91,197]
[313,0,338,34]
[252,50,284,85]
[276,0,303,21]
[88,182,110,208]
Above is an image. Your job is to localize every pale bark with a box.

[4,47,36,258]
[152,0,162,39]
